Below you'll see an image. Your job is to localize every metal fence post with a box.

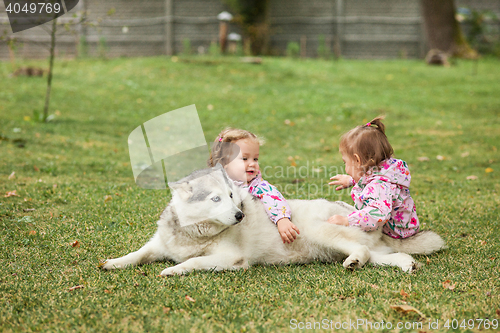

[335,0,343,57]
[165,0,173,55]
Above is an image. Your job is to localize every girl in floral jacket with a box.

[208,128,299,243]
[328,117,420,239]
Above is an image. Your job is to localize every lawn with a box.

[0,55,499,332]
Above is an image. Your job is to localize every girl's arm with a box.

[348,181,393,231]
[249,180,299,243]
[251,182,292,223]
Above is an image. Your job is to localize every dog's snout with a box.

[235,211,244,222]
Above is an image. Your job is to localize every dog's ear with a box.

[215,163,233,187]
[168,181,192,200]
[214,162,223,171]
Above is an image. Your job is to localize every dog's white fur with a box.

[102,165,445,275]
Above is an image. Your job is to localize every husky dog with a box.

[102,164,445,275]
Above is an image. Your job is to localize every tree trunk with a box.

[225,0,269,55]
[43,17,57,122]
[420,0,477,58]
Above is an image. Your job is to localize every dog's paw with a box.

[403,261,421,273]
[160,265,188,276]
[343,258,361,271]
[101,259,124,270]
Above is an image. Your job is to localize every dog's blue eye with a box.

[211,196,221,202]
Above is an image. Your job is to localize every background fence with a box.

[1,0,499,60]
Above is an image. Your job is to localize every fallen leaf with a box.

[400,289,409,299]
[390,304,424,317]
[163,306,171,314]
[426,257,431,265]
[417,156,429,162]
[104,289,112,294]
[34,165,39,172]
[4,190,18,197]
[442,280,456,290]
[104,195,112,203]
[185,295,195,302]
[71,240,80,248]
[29,230,36,236]
[436,155,445,161]
[69,285,84,292]
[479,240,487,246]
[8,172,15,180]
[461,151,470,157]
[496,309,500,317]
[466,175,478,180]
[485,167,494,173]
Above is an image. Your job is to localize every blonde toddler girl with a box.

[208,128,300,243]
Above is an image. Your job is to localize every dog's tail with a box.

[382,230,446,255]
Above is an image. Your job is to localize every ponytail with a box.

[365,116,386,135]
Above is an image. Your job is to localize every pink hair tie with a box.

[366,122,371,127]
[218,137,223,142]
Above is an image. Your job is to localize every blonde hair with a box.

[207,128,264,167]
[339,116,394,172]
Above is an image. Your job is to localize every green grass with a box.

[1,55,499,332]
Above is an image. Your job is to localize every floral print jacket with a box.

[347,158,420,239]
[245,172,291,224]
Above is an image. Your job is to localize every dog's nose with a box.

[235,211,244,222]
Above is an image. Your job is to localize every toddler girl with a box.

[208,128,300,243]
[328,117,419,239]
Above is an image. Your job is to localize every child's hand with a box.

[327,215,349,226]
[329,174,353,190]
[277,218,300,244]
